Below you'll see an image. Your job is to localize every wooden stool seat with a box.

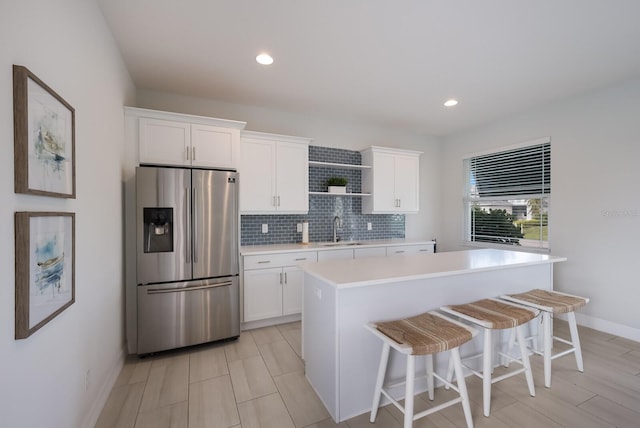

[441,298,540,417]
[376,311,474,355]
[367,311,477,428]
[445,298,538,330]
[501,289,589,388]
[505,289,588,314]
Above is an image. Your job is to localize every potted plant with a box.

[327,177,348,194]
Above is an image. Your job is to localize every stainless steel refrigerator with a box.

[136,166,239,355]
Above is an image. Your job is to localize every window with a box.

[463,138,550,251]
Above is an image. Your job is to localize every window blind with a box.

[464,139,550,250]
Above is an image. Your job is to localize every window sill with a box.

[462,240,551,255]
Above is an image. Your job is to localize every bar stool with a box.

[366,311,478,428]
[500,289,589,388]
[440,298,539,417]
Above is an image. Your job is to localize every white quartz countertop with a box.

[299,248,566,288]
[240,239,435,255]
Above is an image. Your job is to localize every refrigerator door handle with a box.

[193,186,198,263]
[185,187,191,262]
[146,281,233,294]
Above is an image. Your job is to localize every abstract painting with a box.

[15,212,75,339]
[13,65,76,198]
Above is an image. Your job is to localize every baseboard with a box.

[558,312,640,342]
[241,313,301,331]
[81,345,127,428]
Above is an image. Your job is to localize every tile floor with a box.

[96,320,640,428]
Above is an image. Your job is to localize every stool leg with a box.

[516,325,536,397]
[404,355,415,428]
[370,342,390,422]
[567,311,584,372]
[504,328,516,368]
[451,347,474,428]
[482,329,492,417]
[444,354,454,390]
[426,354,434,401]
[542,311,552,388]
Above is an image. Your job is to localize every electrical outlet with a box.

[367,222,372,231]
[296,223,302,232]
[85,369,91,391]
[261,224,268,234]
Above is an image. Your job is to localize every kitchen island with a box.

[300,248,566,422]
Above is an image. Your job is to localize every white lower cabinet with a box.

[242,242,435,324]
[243,251,317,322]
[243,268,283,322]
[282,266,304,315]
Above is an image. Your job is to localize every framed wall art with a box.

[13,65,76,198]
[15,212,75,339]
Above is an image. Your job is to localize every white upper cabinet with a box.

[361,146,422,214]
[240,131,310,214]
[127,107,246,169]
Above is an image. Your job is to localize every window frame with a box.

[462,137,551,253]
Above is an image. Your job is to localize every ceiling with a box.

[98,0,640,136]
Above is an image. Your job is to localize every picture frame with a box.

[13,65,76,198]
[15,212,75,339]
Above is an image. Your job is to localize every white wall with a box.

[136,89,443,241]
[0,1,135,427]
[440,78,640,340]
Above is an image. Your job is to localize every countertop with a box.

[240,238,436,256]
[299,248,566,288]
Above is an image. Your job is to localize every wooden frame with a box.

[13,65,76,198]
[15,212,75,339]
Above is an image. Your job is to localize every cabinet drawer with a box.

[386,244,434,256]
[244,251,317,270]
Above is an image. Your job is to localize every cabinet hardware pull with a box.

[186,147,190,160]
[280,272,283,284]
[257,260,271,264]
[284,272,288,283]
[295,258,307,261]
[192,146,196,161]
[193,187,198,263]
[148,281,232,294]
[185,188,190,261]
[272,196,276,206]
[395,250,405,253]
[277,195,281,206]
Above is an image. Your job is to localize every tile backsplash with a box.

[240,146,405,246]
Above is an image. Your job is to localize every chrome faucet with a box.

[333,216,342,242]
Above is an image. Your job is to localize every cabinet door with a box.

[394,155,419,212]
[372,152,397,212]
[191,124,239,169]
[275,142,309,213]
[139,118,190,166]
[282,266,304,315]
[243,268,283,322]
[240,139,277,213]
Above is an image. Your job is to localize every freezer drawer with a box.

[137,277,239,355]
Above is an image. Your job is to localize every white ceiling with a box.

[98,0,640,136]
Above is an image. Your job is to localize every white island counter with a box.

[300,248,566,422]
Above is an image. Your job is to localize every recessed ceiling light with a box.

[444,99,458,107]
[256,53,274,65]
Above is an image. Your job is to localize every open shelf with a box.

[309,161,371,170]
[309,192,371,196]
